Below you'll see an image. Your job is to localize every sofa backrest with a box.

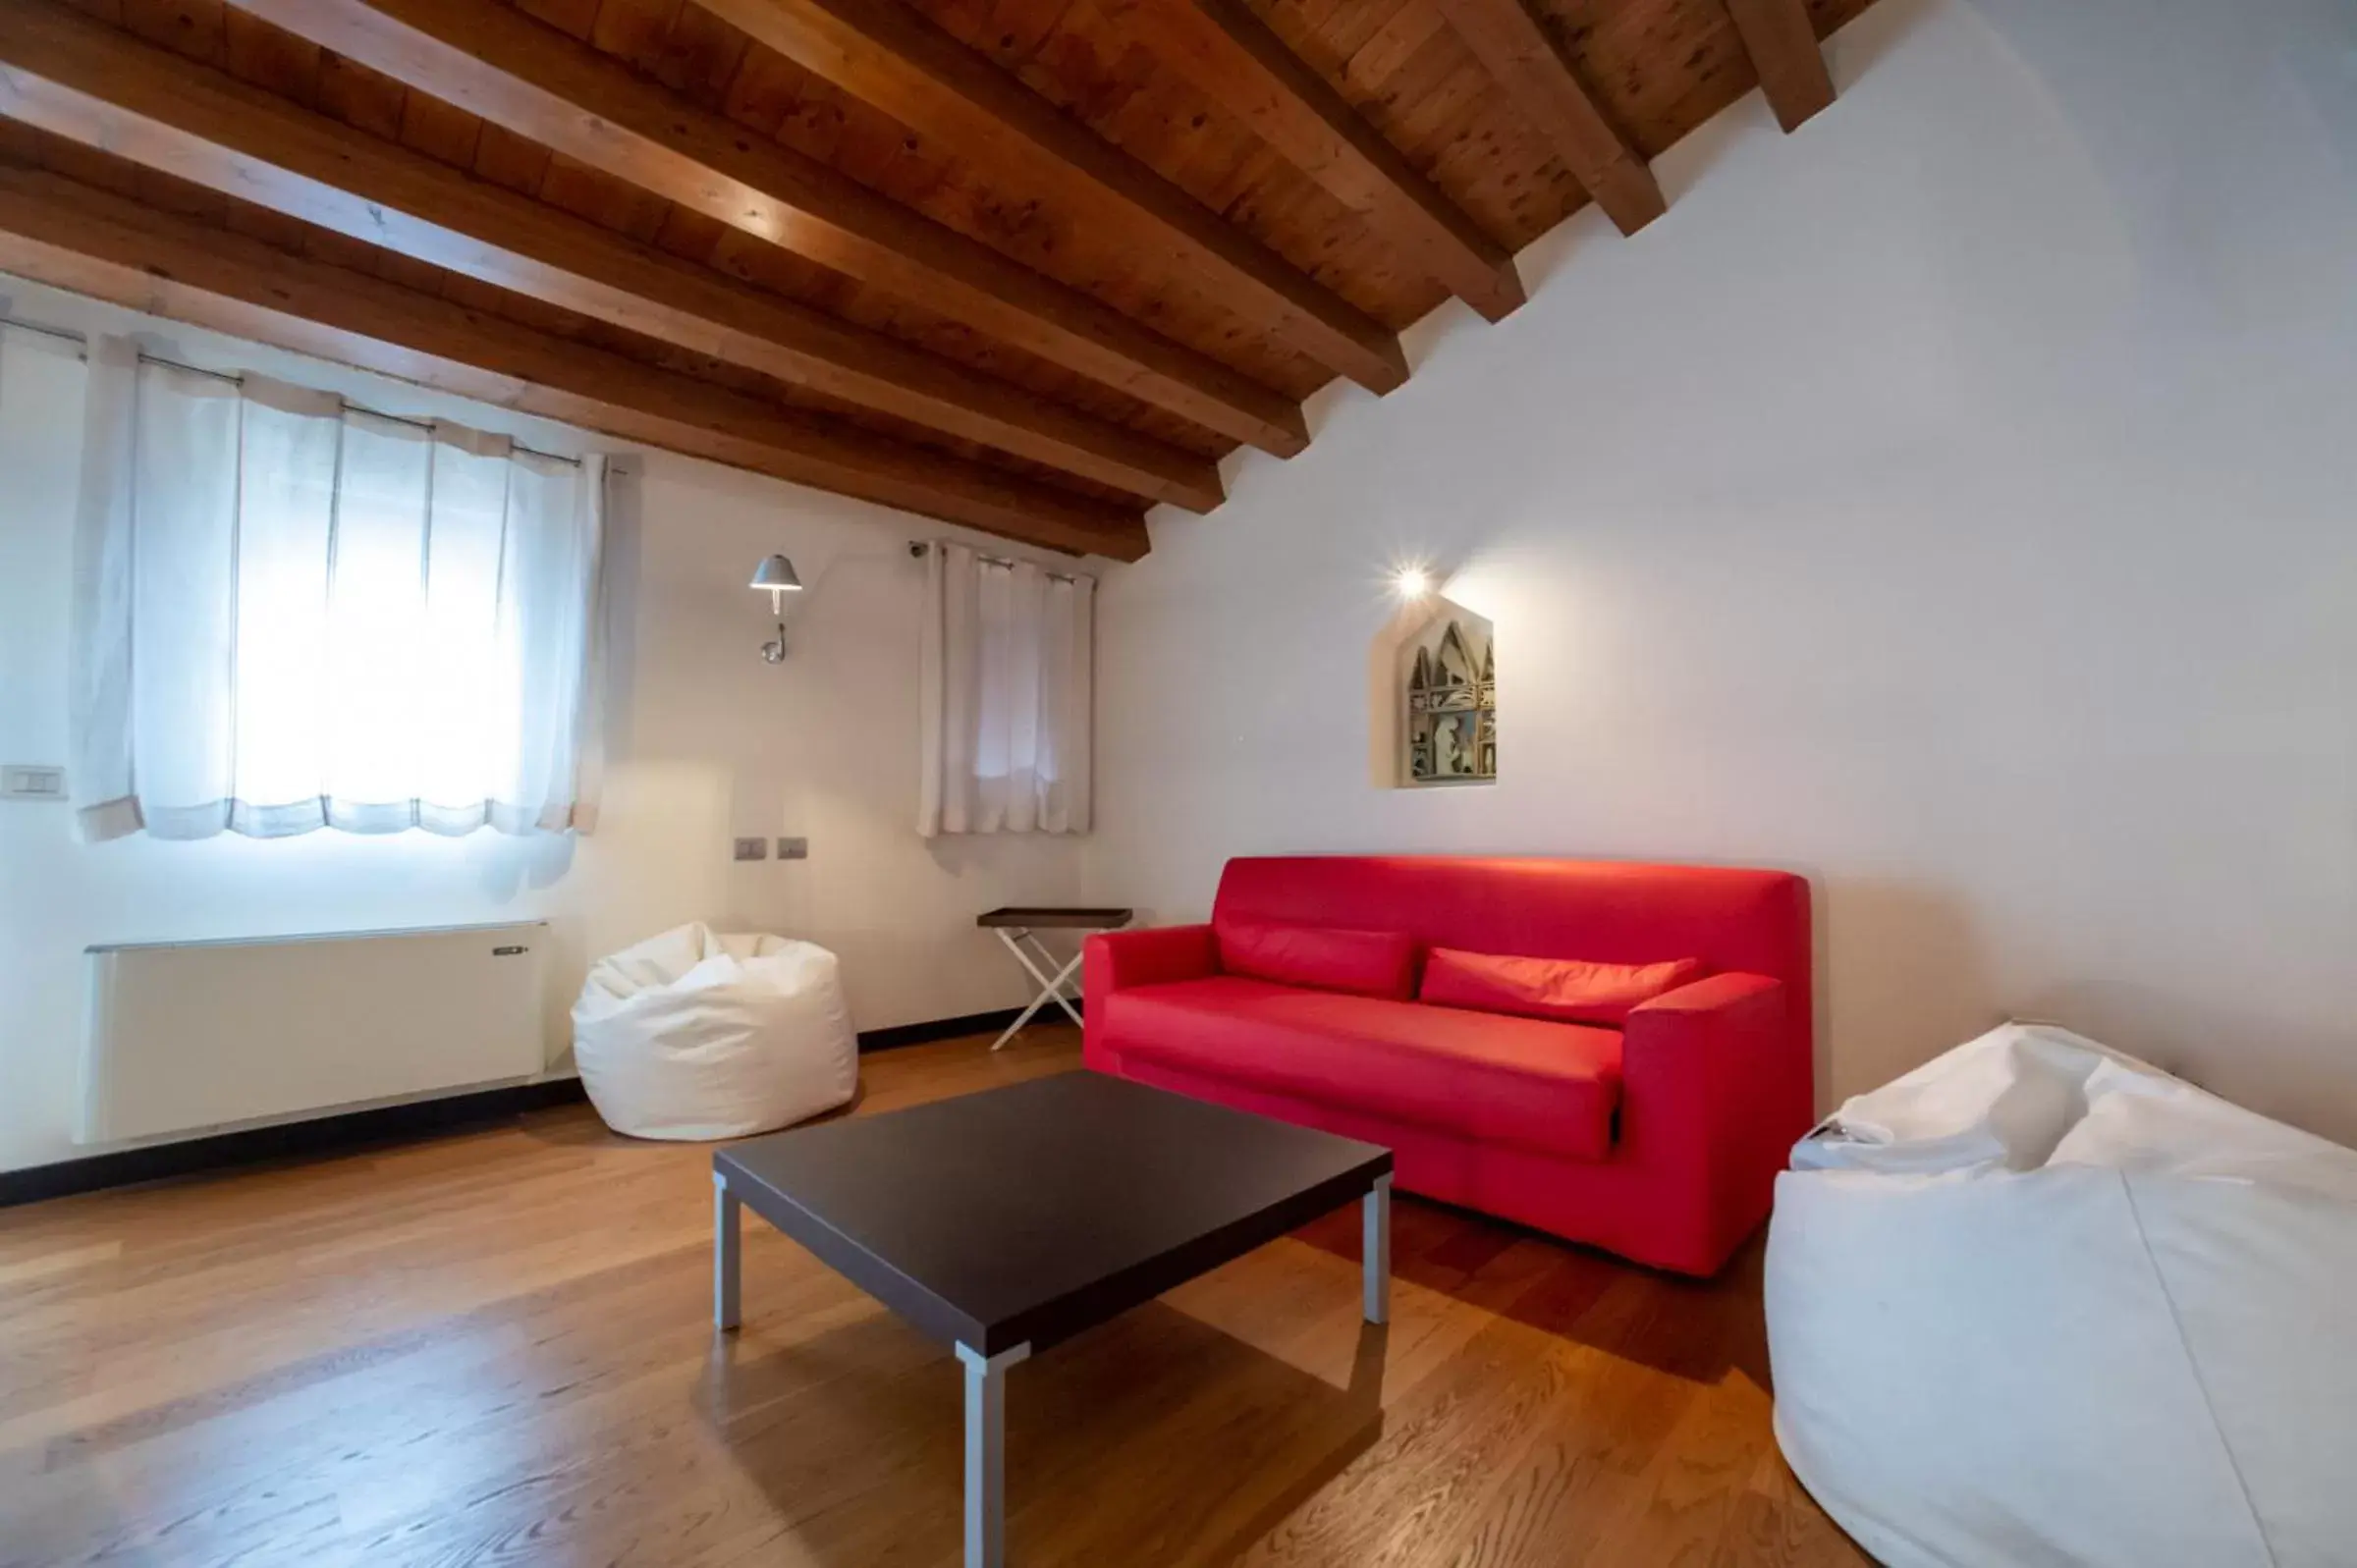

[1211,855,1812,1033]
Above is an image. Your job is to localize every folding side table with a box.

[974,906,1132,1050]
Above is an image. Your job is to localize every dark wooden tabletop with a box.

[974,906,1134,929]
[715,1072,1391,1355]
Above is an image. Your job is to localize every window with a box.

[70,341,605,841]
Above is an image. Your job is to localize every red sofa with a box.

[1083,856,1813,1275]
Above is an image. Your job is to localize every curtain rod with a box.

[907,537,1091,584]
[2,311,580,468]
[1,313,85,353]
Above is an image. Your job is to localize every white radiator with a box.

[81,922,552,1145]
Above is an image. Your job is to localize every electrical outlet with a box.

[733,837,768,862]
[777,837,808,860]
[0,765,66,800]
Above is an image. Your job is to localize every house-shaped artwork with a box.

[1398,602,1496,786]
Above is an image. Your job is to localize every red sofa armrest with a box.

[1618,972,1810,1271]
[1628,970,1782,1031]
[1083,924,1215,1076]
[1085,923,1216,994]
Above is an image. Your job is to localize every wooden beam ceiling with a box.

[0,0,1889,557]
[1431,0,1666,237]
[0,0,1220,512]
[0,154,1151,560]
[691,0,1411,394]
[215,0,1309,459]
[1724,0,1840,133]
[1101,0,1523,323]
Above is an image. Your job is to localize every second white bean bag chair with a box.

[1767,1023,2357,1568]
[572,923,857,1141]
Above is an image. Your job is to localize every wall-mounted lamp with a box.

[749,554,802,663]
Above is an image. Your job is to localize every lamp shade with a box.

[749,554,802,592]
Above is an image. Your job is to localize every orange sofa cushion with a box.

[1420,947,1702,1026]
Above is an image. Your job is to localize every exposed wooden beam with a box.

[1432,0,1666,237]
[693,0,1409,395]
[217,0,1306,459]
[0,156,1150,560]
[0,0,1220,513]
[1098,0,1521,322]
[1723,0,1837,133]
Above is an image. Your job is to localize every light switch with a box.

[732,837,768,861]
[777,837,808,860]
[1,765,66,800]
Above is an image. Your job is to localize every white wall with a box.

[0,281,1086,1175]
[1085,0,2357,1143]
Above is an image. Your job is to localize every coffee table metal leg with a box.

[957,1341,1031,1567]
[1363,1174,1393,1325]
[714,1171,741,1331]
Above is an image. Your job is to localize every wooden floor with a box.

[0,1028,1872,1568]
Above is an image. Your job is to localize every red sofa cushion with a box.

[1101,975,1620,1162]
[1213,919,1417,1000]
[1421,947,1703,1026]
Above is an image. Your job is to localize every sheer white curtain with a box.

[70,339,606,841]
[917,541,1093,836]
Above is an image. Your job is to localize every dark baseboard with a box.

[0,1077,589,1210]
[0,1005,1083,1209]
[856,1002,1080,1052]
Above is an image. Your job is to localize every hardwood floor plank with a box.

[0,1239,121,1287]
[1718,1449,1877,1568]
[0,1026,1866,1567]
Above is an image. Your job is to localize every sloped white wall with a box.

[0,283,1086,1176]
[1084,0,2357,1142]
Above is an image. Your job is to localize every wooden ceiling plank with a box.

[1345,5,1447,96]
[692,0,1410,394]
[0,155,1150,558]
[589,0,683,63]
[1431,0,1665,237]
[0,0,1222,510]
[1099,0,1521,322]
[119,0,227,65]
[220,0,1304,458]
[1722,0,1836,133]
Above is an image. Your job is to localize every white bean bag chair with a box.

[572,923,857,1140]
[1767,1023,2357,1568]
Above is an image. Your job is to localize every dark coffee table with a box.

[711,1071,1394,1568]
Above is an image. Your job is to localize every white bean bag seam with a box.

[2114,1173,2278,1568]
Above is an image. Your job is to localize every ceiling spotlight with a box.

[1393,565,1432,600]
